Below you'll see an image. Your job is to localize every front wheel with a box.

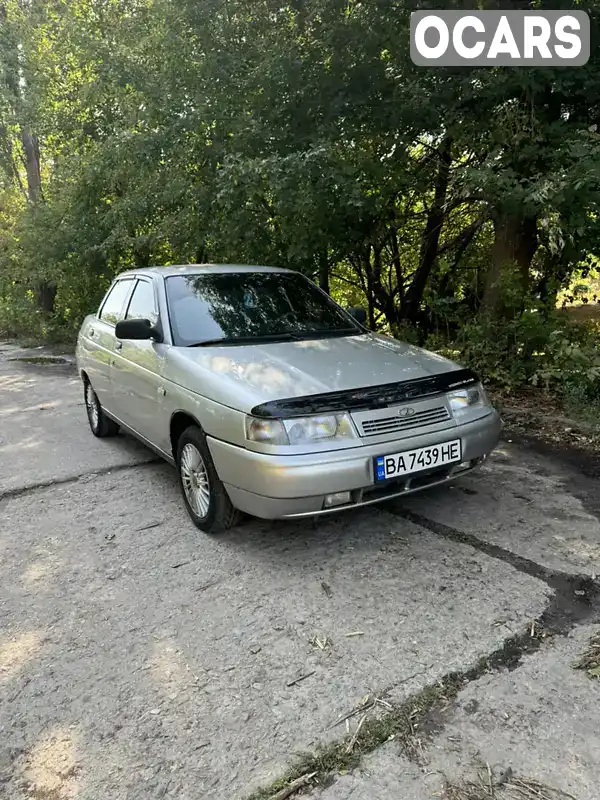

[176,426,242,534]
[84,380,120,438]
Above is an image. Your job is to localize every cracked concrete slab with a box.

[1,467,548,799]
[308,625,600,800]
[0,344,154,496]
[2,340,600,800]
[399,446,600,578]
[305,744,437,800]
[428,622,600,800]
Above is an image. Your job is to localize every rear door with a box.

[112,277,168,448]
[82,278,135,411]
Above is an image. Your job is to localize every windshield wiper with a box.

[188,332,301,347]
[187,328,359,347]
[292,327,359,339]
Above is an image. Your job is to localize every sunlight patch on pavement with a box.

[0,630,43,682]
[23,726,81,799]
[22,560,55,590]
[149,638,207,695]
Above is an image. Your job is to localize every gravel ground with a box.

[1,341,599,800]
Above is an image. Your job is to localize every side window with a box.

[125,280,158,325]
[99,279,134,325]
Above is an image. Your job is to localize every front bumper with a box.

[208,410,502,520]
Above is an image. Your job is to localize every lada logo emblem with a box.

[398,406,416,417]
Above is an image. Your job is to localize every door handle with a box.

[115,341,123,351]
[89,328,95,337]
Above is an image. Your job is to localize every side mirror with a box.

[347,306,367,326]
[115,318,163,342]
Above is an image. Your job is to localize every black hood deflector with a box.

[250,368,479,418]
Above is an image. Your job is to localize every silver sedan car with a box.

[76,265,502,533]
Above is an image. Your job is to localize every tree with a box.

[1,0,600,343]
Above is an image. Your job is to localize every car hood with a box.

[165,333,463,414]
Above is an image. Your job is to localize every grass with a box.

[443,767,579,800]
[573,632,600,679]
[247,626,556,800]
[246,679,464,800]
[248,680,580,800]
[8,356,69,365]
[246,599,590,800]
[559,387,600,439]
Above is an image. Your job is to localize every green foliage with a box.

[445,316,534,390]
[428,302,600,424]
[0,288,40,340]
[0,285,73,344]
[531,327,600,401]
[0,0,600,426]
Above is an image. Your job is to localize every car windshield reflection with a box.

[165,271,361,347]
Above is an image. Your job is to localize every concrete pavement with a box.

[1,342,599,800]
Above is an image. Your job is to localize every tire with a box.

[84,379,120,438]
[176,425,242,534]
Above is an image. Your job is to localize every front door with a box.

[112,278,168,450]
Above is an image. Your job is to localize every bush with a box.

[445,309,551,390]
[0,289,45,341]
[531,326,600,402]
[0,268,109,345]
[428,306,600,412]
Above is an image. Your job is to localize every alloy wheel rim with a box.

[180,443,211,518]
[86,383,100,430]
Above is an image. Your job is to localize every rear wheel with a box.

[176,425,241,534]
[84,379,120,438]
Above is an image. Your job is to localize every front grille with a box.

[358,405,451,437]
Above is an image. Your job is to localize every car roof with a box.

[115,264,294,280]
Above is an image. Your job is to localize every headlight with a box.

[245,412,357,445]
[245,417,289,445]
[447,383,490,419]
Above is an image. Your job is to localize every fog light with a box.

[324,491,352,508]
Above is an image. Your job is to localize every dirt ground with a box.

[1,341,599,800]
[560,303,600,326]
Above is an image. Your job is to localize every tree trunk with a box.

[1,1,55,314]
[403,135,452,324]
[133,238,151,268]
[370,244,401,328]
[389,227,404,306]
[482,212,538,315]
[22,131,55,314]
[34,281,57,313]
[21,130,42,203]
[537,251,569,318]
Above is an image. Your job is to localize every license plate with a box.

[374,439,462,482]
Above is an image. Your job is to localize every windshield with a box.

[165,271,361,347]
